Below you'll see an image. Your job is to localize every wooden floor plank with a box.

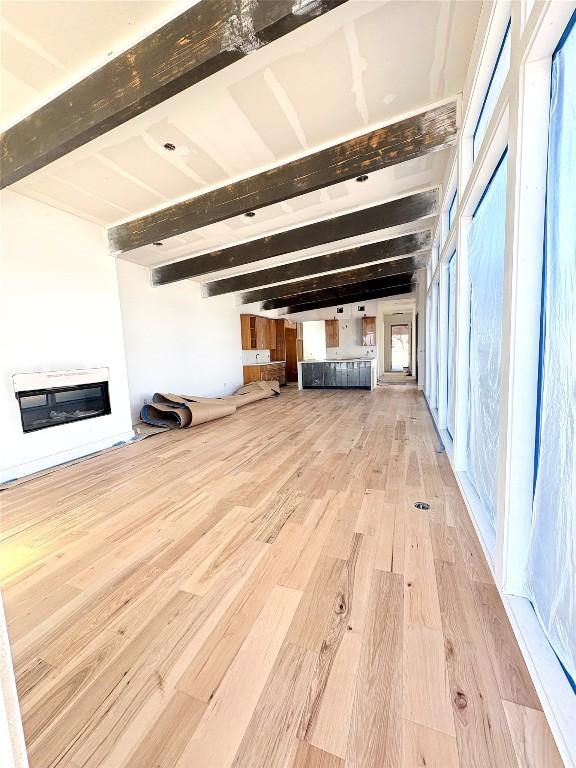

[0,384,555,768]
[402,719,460,768]
[124,691,206,768]
[231,641,317,767]
[175,585,302,767]
[502,700,564,768]
[302,531,376,759]
[471,582,541,710]
[434,558,520,768]
[291,740,344,767]
[346,569,404,768]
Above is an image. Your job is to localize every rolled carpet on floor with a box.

[140,381,280,429]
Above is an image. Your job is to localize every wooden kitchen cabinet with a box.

[270,319,285,361]
[325,319,339,348]
[362,316,376,346]
[268,318,277,350]
[255,316,269,349]
[241,314,270,350]
[240,315,253,350]
[243,362,286,386]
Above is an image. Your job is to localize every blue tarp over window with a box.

[447,253,457,438]
[467,154,508,527]
[527,14,576,685]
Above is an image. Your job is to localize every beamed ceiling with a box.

[1,0,483,314]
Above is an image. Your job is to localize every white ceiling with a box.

[0,0,192,128]
[1,0,482,286]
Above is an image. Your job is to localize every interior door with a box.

[285,327,298,382]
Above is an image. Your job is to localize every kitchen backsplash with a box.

[242,349,271,365]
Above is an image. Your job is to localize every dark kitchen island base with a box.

[298,359,377,390]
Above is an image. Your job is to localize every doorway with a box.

[285,326,298,382]
[390,323,410,372]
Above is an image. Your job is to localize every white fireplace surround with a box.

[13,367,110,394]
[1,191,134,484]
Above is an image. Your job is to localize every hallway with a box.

[1,385,561,767]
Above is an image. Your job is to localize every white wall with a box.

[326,317,376,359]
[302,320,327,360]
[116,260,244,421]
[0,594,28,768]
[0,191,133,483]
[287,297,381,321]
[289,298,379,359]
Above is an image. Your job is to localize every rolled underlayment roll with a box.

[140,380,280,429]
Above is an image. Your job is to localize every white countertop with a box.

[243,361,286,366]
[300,358,376,363]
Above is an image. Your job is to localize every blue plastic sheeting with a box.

[474,20,511,159]
[447,253,457,438]
[467,154,507,527]
[527,16,576,686]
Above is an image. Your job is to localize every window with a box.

[433,281,440,408]
[446,252,457,438]
[436,284,441,403]
[431,238,439,273]
[448,189,458,231]
[428,283,439,408]
[473,20,511,159]
[467,151,508,526]
[527,13,576,687]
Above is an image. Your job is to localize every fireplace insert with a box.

[17,381,111,433]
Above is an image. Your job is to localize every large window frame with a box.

[422,2,576,764]
[473,18,512,160]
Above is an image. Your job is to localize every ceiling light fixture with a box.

[163,142,176,151]
[244,211,256,218]
[356,175,368,183]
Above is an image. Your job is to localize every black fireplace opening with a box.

[17,381,111,433]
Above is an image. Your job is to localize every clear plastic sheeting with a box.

[431,281,439,407]
[447,253,457,437]
[435,282,441,407]
[527,17,576,685]
[467,155,508,527]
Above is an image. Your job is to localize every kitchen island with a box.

[298,358,377,390]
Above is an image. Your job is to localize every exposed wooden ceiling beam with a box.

[1,0,348,188]
[109,103,455,254]
[261,274,415,309]
[205,230,429,298]
[257,267,417,309]
[153,190,437,286]
[285,283,414,313]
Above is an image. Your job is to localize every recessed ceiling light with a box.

[244,211,256,218]
[163,142,176,151]
[356,175,368,183]
[153,242,163,247]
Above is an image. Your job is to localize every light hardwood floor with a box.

[0,384,563,768]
